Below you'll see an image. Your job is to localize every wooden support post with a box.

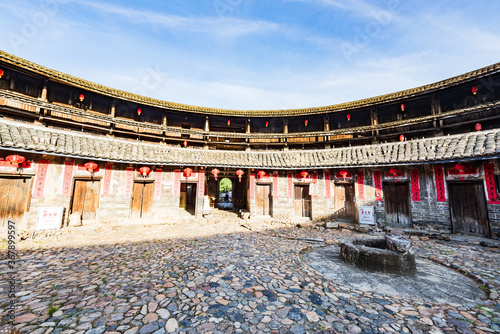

[372,108,379,144]
[324,115,330,149]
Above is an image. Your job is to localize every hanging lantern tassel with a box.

[472,86,478,95]
[265,121,269,128]
[79,94,85,102]
[304,119,308,126]
[211,168,220,180]
[400,103,405,111]
[347,114,351,121]
[227,120,231,126]
[236,169,244,182]
[137,108,142,115]
[0,69,4,78]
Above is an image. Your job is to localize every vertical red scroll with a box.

[410,168,421,202]
[198,171,205,197]
[324,171,331,199]
[288,173,293,199]
[373,170,382,201]
[357,170,365,200]
[173,170,181,197]
[125,167,134,197]
[102,165,112,197]
[273,172,279,198]
[434,166,446,202]
[484,164,500,204]
[154,169,162,197]
[62,161,74,197]
[312,172,318,199]
[33,160,49,197]
[250,174,255,200]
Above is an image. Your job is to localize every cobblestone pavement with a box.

[1,213,500,334]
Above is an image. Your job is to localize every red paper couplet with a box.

[434,166,446,202]
[198,171,205,197]
[374,170,382,201]
[102,165,112,197]
[288,173,293,200]
[154,169,162,197]
[250,174,255,200]
[33,160,49,197]
[273,173,279,198]
[312,172,318,199]
[410,168,420,202]
[357,171,365,200]
[62,161,74,197]
[325,171,331,199]
[125,167,134,197]
[484,164,500,204]
[173,170,181,197]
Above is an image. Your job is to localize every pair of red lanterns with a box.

[209,168,245,182]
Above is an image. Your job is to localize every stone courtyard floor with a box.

[1,211,500,334]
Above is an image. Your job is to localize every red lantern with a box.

[400,134,405,141]
[257,170,267,178]
[6,154,26,166]
[400,103,405,111]
[304,119,308,126]
[0,69,4,78]
[471,86,478,95]
[347,114,351,121]
[475,123,482,131]
[79,94,84,102]
[236,169,244,182]
[265,121,269,127]
[227,120,231,126]
[137,108,142,115]
[212,168,220,180]
[183,140,188,147]
[300,171,309,179]
[184,168,193,177]
[338,170,350,178]
[139,166,151,176]
[84,161,98,173]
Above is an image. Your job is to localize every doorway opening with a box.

[334,182,356,221]
[131,180,154,219]
[383,182,411,227]
[256,183,272,216]
[0,176,33,228]
[71,179,100,222]
[294,184,312,218]
[180,182,197,215]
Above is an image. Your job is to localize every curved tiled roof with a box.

[1,50,500,117]
[0,119,498,168]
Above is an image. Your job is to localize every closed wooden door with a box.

[294,185,312,218]
[72,180,100,220]
[131,181,154,219]
[256,184,272,216]
[383,182,411,226]
[449,182,490,237]
[334,183,356,221]
[0,177,32,227]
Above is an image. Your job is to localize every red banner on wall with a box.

[250,174,255,200]
[33,160,49,197]
[288,173,293,199]
[273,172,278,198]
[324,171,331,199]
[154,169,162,197]
[374,170,382,201]
[62,161,74,197]
[102,165,113,197]
[434,166,446,202]
[173,170,181,197]
[357,170,365,200]
[312,172,318,199]
[484,164,500,204]
[125,167,134,197]
[410,168,421,202]
[198,171,205,197]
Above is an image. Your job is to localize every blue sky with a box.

[1,0,500,110]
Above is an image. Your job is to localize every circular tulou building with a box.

[0,50,499,239]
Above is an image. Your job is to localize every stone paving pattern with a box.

[1,217,500,334]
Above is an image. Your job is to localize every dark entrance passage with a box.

[294,184,312,218]
[0,176,32,227]
[383,182,411,226]
[256,184,272,216]
[448,182,490,237]
[334,183,356,221]
[180,183,197,215]
[131,181,154,219]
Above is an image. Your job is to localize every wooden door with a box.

[334,183,356,221]
[449,182,490,237]
[383,182,411,226]
[131,181,154,219]
[186,183,197,210]
[0,177,32,227]
[294,185,312,218]
[72,179,100,220]
[256,184,272,216]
